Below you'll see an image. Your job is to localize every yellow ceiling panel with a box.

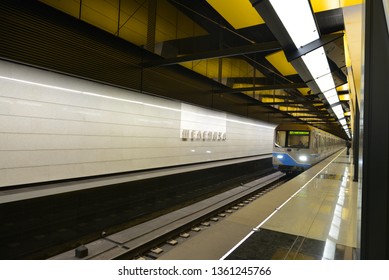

[207,0,362,28]
[340,0,363,7]
[310,0,362,13]
[310,0,340,12]
[343,34,352,68]
[266,50,297,76]
[206,0,264,29]
[39,0,80,18]
[262,97,285,103]
[298,88,311,96]
[337,83,349,91]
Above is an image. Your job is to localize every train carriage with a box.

[272,124,344,173]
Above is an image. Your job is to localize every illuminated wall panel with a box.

[0,60,274,187]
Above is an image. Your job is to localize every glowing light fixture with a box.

[332,104,344,119]
[326,95,340,105]
[269,0,318,48]
[324,89,340,105]
[315,73,336,93]
[301,47,330,78]
[268,0,348,136]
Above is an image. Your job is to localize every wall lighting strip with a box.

[0,75,275,130]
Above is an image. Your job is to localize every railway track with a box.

[1,158,273,259]
[51,171,292,260]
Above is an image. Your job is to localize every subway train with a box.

[272,123,345,173]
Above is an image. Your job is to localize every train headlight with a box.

[277,155,284,159]
[299,155,308,162]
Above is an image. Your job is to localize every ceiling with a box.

[28,1,363,138]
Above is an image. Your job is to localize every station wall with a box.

[0,60,275,187]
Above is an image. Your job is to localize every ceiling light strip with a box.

[268,0,348,135]
[269,0,319,48]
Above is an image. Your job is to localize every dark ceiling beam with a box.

[157,35,220,57]
[295,115,333,119]
[338,90,350,95]
[305,120,338,124]
[261,101,323,105]
[315,8,345,34]
[251,94,296,99]
[328,59,348,85]
[141,41,281,67]
[250,104,312,109]
[285,33,344,62]
[227,74,303,85]
[235,8,344,43]
[266,109,328,114]
[168,0,235,37]
[244,53,290,83]
[241,50,316,109]
[250,0,295,56]
[213,83,307,93]
[239,94,313,123]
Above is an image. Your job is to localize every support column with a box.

[361,0,389,259]
[353,100,359,182]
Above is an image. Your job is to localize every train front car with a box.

[272,124,315,173]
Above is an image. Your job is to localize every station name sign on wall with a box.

[181,129,227,141]
[180,104,227,142]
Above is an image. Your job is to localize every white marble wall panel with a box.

[0,60,275,187]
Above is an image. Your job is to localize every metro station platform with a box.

[159,149,358,260]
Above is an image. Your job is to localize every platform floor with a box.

[159,149,358,260]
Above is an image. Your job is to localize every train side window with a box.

[275,131,286,147]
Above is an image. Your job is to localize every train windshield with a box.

[275,130,310,148]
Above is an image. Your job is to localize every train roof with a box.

[275,123,313,131]
[275,123,344,139]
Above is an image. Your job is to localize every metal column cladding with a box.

[361,0,389,260]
